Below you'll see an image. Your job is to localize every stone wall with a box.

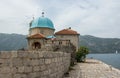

[0,51,71,78]
[55,34,80,51]
[29,28,54,37]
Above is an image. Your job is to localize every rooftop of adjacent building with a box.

[27,33,45,39]
[55,27,80,35]
[27,33,56,39]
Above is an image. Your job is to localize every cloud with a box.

[0,0,120,38]
[77,0,120,38]
[0,0,39,34]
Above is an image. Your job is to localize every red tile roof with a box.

[27,33,45,39]
[55,29,79,35]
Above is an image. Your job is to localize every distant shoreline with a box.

[89,52,120,54]
[87,53,120,70]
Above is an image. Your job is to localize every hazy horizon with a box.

[0,32,120,39]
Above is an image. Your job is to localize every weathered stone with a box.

[38,52,44,58]
[24,66,32,73]
[0,67,11,73]
[17,51,28,58]
[13,74,27,78]
[39,59,45,65]
[45,59,51,64]
[63,59,120,78]
[0,51,71,78]
[12,58,23,66]
[43,70,49,76]
[27,52,38,58]
[11,51,17,58]
[27,72,37,78]
[0,52,11,58]
[22,58,31,66]
[40,65,46,71]
[18,66,24,73]
[33,66,40,72]
[0,59,12,66]
[55,58,58,62]
[11,67,18,74]
[18,66,32,73]
[0,73,12,78]
[30,59,39,66]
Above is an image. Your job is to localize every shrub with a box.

[76,46,89,62]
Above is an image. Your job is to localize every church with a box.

[27,12,80,51]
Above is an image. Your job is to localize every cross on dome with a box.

[42,12,44,17]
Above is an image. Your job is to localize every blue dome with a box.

[31,17,55,29]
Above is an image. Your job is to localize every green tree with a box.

[76,46,89,62]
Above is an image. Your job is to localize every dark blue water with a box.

[87,53,120,70]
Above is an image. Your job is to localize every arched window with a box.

[32,42,41,49]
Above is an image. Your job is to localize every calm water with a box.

[87,53,120,70]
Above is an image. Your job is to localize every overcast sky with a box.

[0,0,120,38]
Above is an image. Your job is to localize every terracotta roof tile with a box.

[27,33,45,39]
[55,29,79,35]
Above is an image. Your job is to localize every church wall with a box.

[30,28,54,36]
[0,51,71,78]
[56,34,80,51]
[27,39,46,50]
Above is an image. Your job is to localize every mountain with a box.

[0,33,120,53]
[0,33,27,51]
[80,35,120,53]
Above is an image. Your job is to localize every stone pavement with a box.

[64,59,120,78]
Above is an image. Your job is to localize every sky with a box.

[0,0,120,38]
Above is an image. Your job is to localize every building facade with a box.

[27,12,80,51]
[55,28,80,50]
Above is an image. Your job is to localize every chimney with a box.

[69,27,71,29]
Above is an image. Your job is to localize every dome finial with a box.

[42,12,44,17]
[33,17,34,20]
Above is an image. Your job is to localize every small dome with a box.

[31,17,55,29]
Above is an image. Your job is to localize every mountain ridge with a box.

[80,35,120,53]
[0,33,120,53]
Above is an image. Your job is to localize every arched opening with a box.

[32,42,41,49]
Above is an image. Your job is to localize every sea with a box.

[87,53,120,70]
